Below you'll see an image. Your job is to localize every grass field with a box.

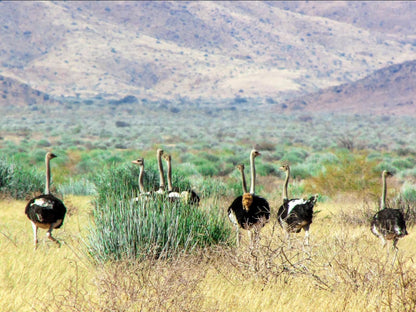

[1,194,416,312]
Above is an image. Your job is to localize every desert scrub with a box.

[88,163,231,262]
[304,151,380,200]
[58,177,97,196]
[0,157,43,199]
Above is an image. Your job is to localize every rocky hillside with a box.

[1,1,416,114]
[281,60,416,115]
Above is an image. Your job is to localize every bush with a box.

[193,176,229,198]
[392,158,414,170]
[304,151,379,199]
[0,157,44,199]
[58,177,97,196]
[393,182,416,226]
[281,148,309,164]
[88,164,231,262]
[290,163,313,180]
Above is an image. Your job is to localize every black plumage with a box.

[25,194,66,228]
[25,152,67,248]
[277,164,318,245]
[180,189,200,206]
[228,193,270,230]
[371,170,408,250]
[228,150,270,247]
[278,196,317,233]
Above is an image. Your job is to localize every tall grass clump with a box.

[88,163,231,262]
[0,157,43,199]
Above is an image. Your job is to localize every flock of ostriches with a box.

[25,149,408,259]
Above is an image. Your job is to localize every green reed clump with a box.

[0,157,43,199]
[88,163,231,262]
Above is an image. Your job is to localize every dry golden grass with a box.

[1,195,416,311]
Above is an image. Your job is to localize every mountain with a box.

[281,60,416,115]
[1,1,416,114]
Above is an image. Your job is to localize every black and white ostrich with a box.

[228,150,270,247]
[163,153,200,206]
[277,163,318,246]
[371,170,407,256]
[25,152,67,248]
[131,157,152,201]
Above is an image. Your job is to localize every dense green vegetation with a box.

[1,100,416,261]
[88,161,231,261]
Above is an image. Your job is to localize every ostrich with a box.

[131,158,152,201]
[162,153,181,202]
[163,153,200,206]
[155,148,166,194]
[24,152,67,248]
[277,163,318,246]
[371,170,407,257]
[228,150,270,247]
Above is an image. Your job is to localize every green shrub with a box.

[374,161,398,174]
[391,158,414,170]
[256,162,277,176]
[88,164,231,262]
[192,176,229,198]
[0,157,43,199]
[400,182,416,202]
[290,163,313,180]
[281,148,309,164]
[390,182,416,227]
[58,177,97,196]
[305,151,379,198]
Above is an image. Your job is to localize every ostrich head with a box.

[163,154,171,162]
[279,162,290,172]
[242,193,253,211]
[236,164,245,171]
[46,152,57,161]
[132,158,144,166]
[251,149,261,158]
[382,170,393,178]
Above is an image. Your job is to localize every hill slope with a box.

[1,1,416,114]
[281,60,416,115]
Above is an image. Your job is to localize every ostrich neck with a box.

[240,168,248,193]
[157,153,165,191]
[45,156,51,195]
[166,159,173,192]
[250,153,256,194]
[138,166,145,193]
[283,168,290,200]
[381,174,387,209]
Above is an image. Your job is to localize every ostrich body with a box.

[24,152,67,248]
[371,170,407,250]
[277,164,317,246]
[163,153,200,206]
[131,158,152,201]
[228,150,270,247]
